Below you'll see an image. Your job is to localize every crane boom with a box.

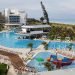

[40,1,49,24]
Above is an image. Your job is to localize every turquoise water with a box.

[27,52,75,72]
[48,42,75,50]
[0,32,42,48]
[0,31,75,49]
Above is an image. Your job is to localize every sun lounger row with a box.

[56,50,75,59]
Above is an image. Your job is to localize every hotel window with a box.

[9,16,20,23]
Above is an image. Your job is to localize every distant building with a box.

[4,8,50,38]
[4,8,26,30]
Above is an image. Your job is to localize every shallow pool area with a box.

[27,52,75,72]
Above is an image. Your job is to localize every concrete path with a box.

[38,68,75,75]
[7,65,17,75]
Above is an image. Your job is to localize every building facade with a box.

[4,8,26,30]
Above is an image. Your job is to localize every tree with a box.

[40,1,49,24]
[0,12,5,31]
[66,28,75,40]
[28,43,33,51]
[0,12,5,24]
[42,41,48,50]
[40,17,44,24]
[0,63,9,75]
[26,18,40,25]
[48,26,57,40]
[44,61,54,71]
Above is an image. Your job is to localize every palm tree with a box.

[44,61,54,71]
[42,41,48,50]
[28,43,33,51]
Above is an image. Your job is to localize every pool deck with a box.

[0,45,30,54]
[37,68,75,75]
[0,46,75,75]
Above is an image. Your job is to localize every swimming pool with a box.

[0,32,43,48]
[48,41,75,50]
[0,31,75,49]
[27,52,75,72]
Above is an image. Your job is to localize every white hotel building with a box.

[4,8,50,38]
[4,8,26,30]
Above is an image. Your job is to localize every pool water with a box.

[27,52,75,72]
[48,41,75,50]
[0,31,75,49]
[0,32,43,48]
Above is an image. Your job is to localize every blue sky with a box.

[0,0,75,24]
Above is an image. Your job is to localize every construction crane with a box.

[40,1,49,24]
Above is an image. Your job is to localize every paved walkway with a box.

[38,68,75,75]
[7,65,17,75]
